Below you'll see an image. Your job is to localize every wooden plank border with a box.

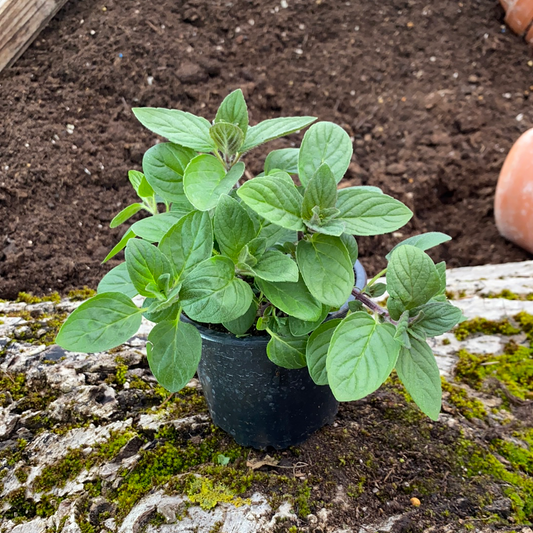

[0,0,69,73]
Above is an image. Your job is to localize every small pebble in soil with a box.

[410,497,421,507]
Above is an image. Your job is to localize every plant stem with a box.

[351,287,398,326]
[365,268,387,290]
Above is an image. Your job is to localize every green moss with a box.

[15,292,61,304]
[106,356,128,387]
[294,482,311,518]
[455,345,533,400]
[187,477,250,510]
[442,338,451,345]
[441,378,487,419]
[67,287,96,301]
[454,317,520,341]
[0,372,59,412]
[458,438,533,524]
[515,312,533,343]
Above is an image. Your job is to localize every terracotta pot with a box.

[494,128,533,253]
[500,0,533,38]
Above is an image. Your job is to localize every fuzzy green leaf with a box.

[56,293,142,353]
[386,232,451,261]
[327,312,400,401]
[103,229,136,263]
[183,154,244,211]
[142,142,197,204]
[159,210,213,279]
[410,302,463,337]
[298,122,353,186]
[244,250,299,282]
[340,234,358,264]
[222,300,258,336]
[266,330,307,369]
[181,256,253,323]
[256,276,323,322]
[130,213,183,243]
[288,305,329,337]
[237,174,305,231]
[125,239,174,297]
[264,148,300,175]
[296,234,354,308]
[132,108,216,152]
[301,163,338,220]
[215,89,249,134]
[336,189,413,236]
[386,245,441,310]
[214,195,257,261]
[396,338,442,420]
[147,319,202,392]
[97,263,138,298]
[110,203,143,229]
[209,122,244,155]
[241,116,316,152]
[128,170,144,193]
[306,319,341,385]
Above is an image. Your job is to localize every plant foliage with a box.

[57,90,463,420]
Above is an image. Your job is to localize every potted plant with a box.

[56,90,463,449]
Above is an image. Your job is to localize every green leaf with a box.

[306,319,341,385]
[132,107,216,152]
[159,210,213,279]
[387,296,404,321]
[147,319,202,392]
[244,250,299,282]
[103,229,136,263]
[241,116,316,152]
[215,89,249,134]
[209,122,244,155]
[97,263,138,298]
[125,239,174,297]
[143,298,181,323]
[326,312,400,401]
[257,219,297,247]
[396,338,442,420]
[288,305,329,337]
[296,234,354,308]
[386,245,440,310]
[298,122,353,186]
[410,302,463,337]
[142,142,196,204]
[301,163,338,220]
[264,148,299,175]
[256,276,322,322]
[110,203,143,229]
[130,213,183,243]
[336,189,413,236]
[435,261,447,294]
[223,300,258,336]
[214,195,256,261]
[138,176,155,198]
[394,311,411,349]
[56,293,142,353]
[184,154,244,211]
[340,234,358,264]
[304,217,345,237]
[386,232,452,261]
[128,170,144,193]
[237,174,305,231]
[181,256,253,323]
[366,283,387,298]
[266,330,307,369]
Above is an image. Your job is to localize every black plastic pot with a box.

[191,260,368,450]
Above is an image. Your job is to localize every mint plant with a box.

[56,90,463,420]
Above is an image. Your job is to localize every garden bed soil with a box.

[1,0,533,299]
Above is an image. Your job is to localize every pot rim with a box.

[181,260,368,346]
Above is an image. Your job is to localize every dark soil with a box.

[1,0,533,300]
